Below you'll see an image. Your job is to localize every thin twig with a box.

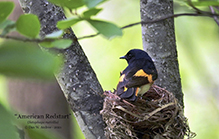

[77,32,100,40]
[209,6,219,26]
[0,35,43,42]
[1,12,219,41]
[113,105,142,119]
[143,102,175,120]
[0,34,58,42]
[78,12,219,40]
[121,13,209,29]
[187,0,206,14]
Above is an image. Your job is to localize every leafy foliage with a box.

[0,41,62,79]
[0,103,18,139]
[0,2,14,24]
[26,128,63,139]
[0,0,123,47]
[52,0,121,38]
[0,101,64,139]
[191,1,219,6]
[87,19,122,39]
[44,30,64,39]
[57,18,82,29]
[84,0,106,8]
[40,39,73,49]
[0,20,16,36]
[16,14,40,38]
[176,0,219,6]
[48,0,106,9]
[0,0,218,81]
[48,0,84,9]
[83,8,103,18]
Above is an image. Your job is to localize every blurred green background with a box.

[1,0,219,138]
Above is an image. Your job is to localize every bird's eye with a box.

[128,53,132,58]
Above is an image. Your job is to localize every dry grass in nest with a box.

[100,85,196,139]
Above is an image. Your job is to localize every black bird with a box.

[116,49,158,101]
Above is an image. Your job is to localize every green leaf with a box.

[0,20,14,29]
[26,128,63,139]
[39,41,53,48]
[0,2,14,23]
[0,103,19,139]
[57,18,82,29]
[0,20,16,36]
[191,1,219,6]
[0,41,62,79]
[16,14,40,38]
[48,0,85,9]
[45,30,64,39]
[40,39,72,49]
[51,39,72,49]
[87,19,122,39]
[83,8,102,18]
[84,0,106,8]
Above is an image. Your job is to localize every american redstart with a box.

[116,49,158,101]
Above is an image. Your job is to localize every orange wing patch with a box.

[134,69,149,77]
[135,87,139,96]
[119,74,125,82]
[147,74,153,83]
[134,69,153,83]
[124,87,128,92]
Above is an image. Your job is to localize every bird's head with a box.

[120,49,152,64]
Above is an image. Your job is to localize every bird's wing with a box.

[116,59,157,95]
[126,70,151,88]
[143,59,158,81]
[119,87,137,101]
[123,60,153,88]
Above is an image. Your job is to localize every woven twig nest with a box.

[100,85,196,139]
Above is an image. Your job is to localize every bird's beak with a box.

[120,55,126,59]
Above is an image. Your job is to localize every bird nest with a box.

[100,85,196,139]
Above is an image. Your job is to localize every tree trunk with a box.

[140,0,183,106]
[18,0,105,139]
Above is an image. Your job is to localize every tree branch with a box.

[18,0,105,139]
[209,6,219,26]
[77,12,219,40]
[187,0,207,14]
[140,0,184,107]
[1,11,219,42]
[0,34,54,42]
